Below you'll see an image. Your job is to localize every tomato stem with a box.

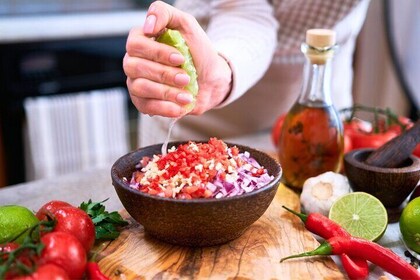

[374,108,379,133]
[0,220,55,278]
[0,243,42,278]
[340,104,407,132]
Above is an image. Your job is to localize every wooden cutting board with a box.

[94,184,346,279]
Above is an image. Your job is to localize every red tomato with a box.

[343,119,371,138]
[385,116,413,134]
[413,144,420,158]
[343,133,352,154]
[343,118,399,150]
[39,232,87,279]
[0,242,19,256]
[344,115,420,150]
[271,114,286,147]
[1,243,19,279]
[275,113,419,157]
[32,264,70,280]
[35,200,73,220]
[38,206,95,252]
[1,243,38,279]
[13,264,70,280]
[350,130,399,150]
[1,243,33,264]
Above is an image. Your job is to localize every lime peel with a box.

[0,205,39,244]
[400,197,420,253]
[156,29,199,112]
[328,192,388,241]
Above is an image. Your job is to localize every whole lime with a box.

[0,205,39,244]
[400,197,420,253]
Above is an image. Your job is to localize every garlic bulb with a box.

[300,171,351,216]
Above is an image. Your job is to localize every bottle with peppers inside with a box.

[278,29,344,189]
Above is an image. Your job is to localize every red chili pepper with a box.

[86,262,109,280]
[281,236,420,280]
[340,254,371,280]
[282,206,368,280]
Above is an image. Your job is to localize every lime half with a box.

[329,192,388,241]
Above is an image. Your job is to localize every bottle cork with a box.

[305,29,336,64]
[306,29,336,48]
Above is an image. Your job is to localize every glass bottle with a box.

[277,29,344,190]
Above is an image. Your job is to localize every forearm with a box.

[207,0,278,107]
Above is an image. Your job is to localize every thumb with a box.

[143,1,191,35]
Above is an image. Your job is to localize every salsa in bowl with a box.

[129,138,275,199]
[111,139,282,247]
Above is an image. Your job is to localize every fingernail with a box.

[174,73,190,86]
[176,93,193,104]
[169,53,185,65]
[143,14,156,34]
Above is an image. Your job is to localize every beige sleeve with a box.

[208,0,278,107]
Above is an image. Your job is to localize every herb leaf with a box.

[79,199,128,241]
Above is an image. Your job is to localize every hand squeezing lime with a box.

[157,29,199,112]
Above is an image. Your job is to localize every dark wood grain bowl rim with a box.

[111,141,282,204]
[344,148,420,173]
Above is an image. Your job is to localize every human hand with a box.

[123,1,232,118]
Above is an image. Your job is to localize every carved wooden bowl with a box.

[344,148,420,208]
[111,141,282,247]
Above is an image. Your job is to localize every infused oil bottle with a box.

[278,29,344,189]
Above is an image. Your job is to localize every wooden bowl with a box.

[111,141,282,247]
[344,148,420,208]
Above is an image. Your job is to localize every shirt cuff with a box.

[213,52,236,108]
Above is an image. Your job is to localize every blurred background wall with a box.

[353,0,419,119]
[0,0,159,187]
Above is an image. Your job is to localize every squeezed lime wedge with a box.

[157,29,198,112]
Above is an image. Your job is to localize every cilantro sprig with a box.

[79,199,128,241]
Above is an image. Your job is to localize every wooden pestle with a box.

[365,119,420,168]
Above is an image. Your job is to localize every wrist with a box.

[216,52,233,106]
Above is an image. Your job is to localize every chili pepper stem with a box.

[282,205,308,223]
[280,242,333,263]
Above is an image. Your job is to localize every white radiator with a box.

[23,88,129,181]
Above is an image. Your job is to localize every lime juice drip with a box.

[161,117,180,155]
